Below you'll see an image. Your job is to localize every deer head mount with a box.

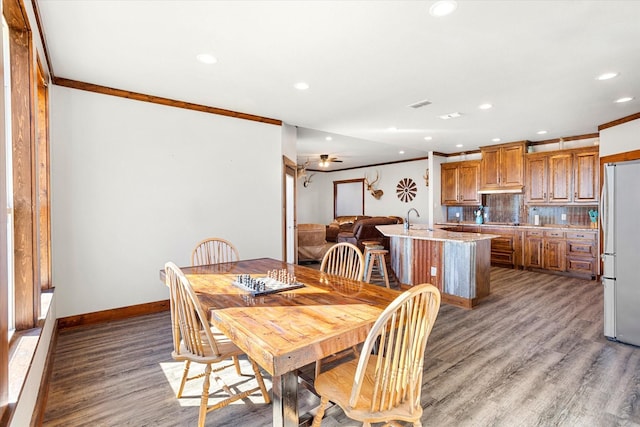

[364,171,384,199]
[303,173,315,188]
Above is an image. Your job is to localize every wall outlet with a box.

[430,266,437,276]
[561,213,567,221]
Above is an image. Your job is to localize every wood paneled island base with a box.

[378,224,497,308]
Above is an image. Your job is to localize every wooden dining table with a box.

[160,257,400,427]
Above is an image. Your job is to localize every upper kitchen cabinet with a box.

[479,141,526,193]
[441,160,481,205]
[573,148,599,203]
[524,147,599,205]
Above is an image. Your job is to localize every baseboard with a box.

[57,300,170,330]
[31,320,58,427]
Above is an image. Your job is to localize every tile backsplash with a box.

[446,194,596,226]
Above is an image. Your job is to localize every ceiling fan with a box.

[318,154,343,168]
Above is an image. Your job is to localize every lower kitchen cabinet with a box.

[524,230,566,272]
[566,231,598,278]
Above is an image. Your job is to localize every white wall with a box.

[50,87,283,317]
[600,118,640,156]
[297,159,430,225]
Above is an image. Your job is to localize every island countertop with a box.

[376,224,499,242]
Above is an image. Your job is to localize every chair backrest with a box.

[191,238,239,266]
[320,242,364,281]
[165,262,221,357]
[349,283,441,414]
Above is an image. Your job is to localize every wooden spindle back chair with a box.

[320,242,364,281]
[191,237,239,266]
[165,262,270,427]
[312,283,441,427]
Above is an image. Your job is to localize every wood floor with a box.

[43,268,640,426]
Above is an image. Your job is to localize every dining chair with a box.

[190,238,243,375]
[316,242,365,377]
[164,262,270,427]
[320,242,364,281]
[312,283,441,427]
[191,237,239,266]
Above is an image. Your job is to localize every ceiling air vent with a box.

[408,99,432,109]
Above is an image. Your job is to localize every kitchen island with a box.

[377,224,498,308]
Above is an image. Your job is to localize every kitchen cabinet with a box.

[480,141,526,193]
[566,230,598,278]
[524,229,566,272]
[524,147,599,205]
[441,160,480,205]
[573,149,599,203]
[481,226,519,268]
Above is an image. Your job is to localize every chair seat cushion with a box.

[314,357,422,423]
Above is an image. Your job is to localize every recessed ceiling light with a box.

[478,103,493,110]
[325,136,333,141]
[388,126,398,131]
[492,138,501,142]
[596,72,619,81]
[537,130,548,135]
[615,96,634,103]
[429,0,457,17]
[424,136,433,141]
[196,53,217,64]
[294,82,309,90]
[399,150,405,155]
[456,144,463,148]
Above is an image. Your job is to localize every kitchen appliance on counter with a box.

[601,160,640,346]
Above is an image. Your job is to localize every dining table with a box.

[160,257,401,427]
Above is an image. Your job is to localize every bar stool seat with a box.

[364,248,390,289]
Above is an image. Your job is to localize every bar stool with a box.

[363,244,390,289]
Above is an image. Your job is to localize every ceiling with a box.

[37,1,640,171]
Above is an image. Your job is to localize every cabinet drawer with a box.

[492,236,514,252]
[544,230,565,238]
[491,251,514,265]
[526,230,544,237]
[567,240,596,257]
[567,257,596,275]
[566,231,596,241]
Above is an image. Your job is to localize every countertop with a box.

[377,224,498,242]
[436,222,597,232]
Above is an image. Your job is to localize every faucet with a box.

[404,208,420,231]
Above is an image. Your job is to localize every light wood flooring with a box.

[43,268,640,426]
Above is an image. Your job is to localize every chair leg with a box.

[249,358,271,403]
[315,360,322,378]
[177,360,191,398]
[311,396,329,427]
[198,363,212,427]
[233,355,242,375]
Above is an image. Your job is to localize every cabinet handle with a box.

[574,192,577,199]
[544,192,546,199]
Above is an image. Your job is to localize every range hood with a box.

[478,186,524,194]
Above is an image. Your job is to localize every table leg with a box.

[272,371,299,427]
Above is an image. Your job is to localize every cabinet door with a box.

[544,239,566,271]
[574,150,598,203]
[524,237,543,268]
[525,155,547,203]
[458,161,480,204]
[548,153,572,203]
[500,144,525,188]
[441,164,459,205]
[480,147,501,190]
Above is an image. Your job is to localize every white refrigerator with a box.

[601,160,640,346]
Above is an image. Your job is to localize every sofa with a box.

[297,223,334,263]
[325,215,371,242]
[336,216,403,252]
